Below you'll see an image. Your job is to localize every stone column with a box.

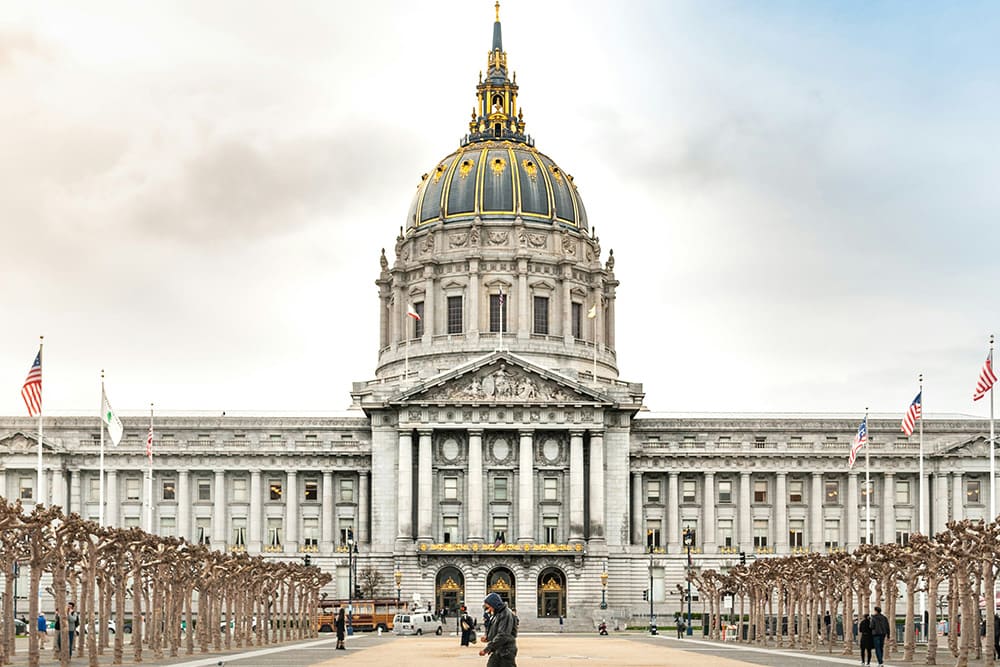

[398,432,413,541]
[177,469,190,540]
[518,430,535,542]
[882,472,895,544]
[517,258,529,339]
[847,472,859,550]
[702,472,716,552]
[285,470,299,552]
[51,469,65,511]
[667,472,679,550]
[70,469,81,516]
[467,430,484,541]
[739,471,752,551]
[213,470,226,547]
[359,471,370,544]
[569,430,585,541]
[933,473,949,534]
[468,259,480,337]
[417,430,433,540]
[810,472,823,551]
[951,472,964,522]
[0,469,5,501]
[106,469,119,528]
[250,469,263,553]
[588,431,605,540]
[562,270,573,342]
[631,471,643,546]
[422,267,435,342]
[321,471,334,553]
[390,284,402,347]
[775,472,788,554]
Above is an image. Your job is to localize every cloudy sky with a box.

[1,1,998,417]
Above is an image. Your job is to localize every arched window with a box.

[536,567,566,618]
[494,123,502,138]
[487,566,516,610]
[435,566,465,616]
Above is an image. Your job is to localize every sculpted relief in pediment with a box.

[0,433,53,454]
[422,363,576,403]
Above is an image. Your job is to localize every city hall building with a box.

[0,9,993,630]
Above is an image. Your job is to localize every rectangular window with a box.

[824,519,840,549]
[789,479,803,503]
[753,519,768,548]
[267,518,283,548]
[494,477,508,501]
[88,477,101,502]
[571,302,583,339]
[533,296,549,335]
[681,480,696,503]
[304,480,319,501]
[125,478,141,501]
[646,479,661,503]
[860,479,874,504]
[895,519,911,546]
[492,516,508,544]
[967,479,981,504]
[269,479,283,501]
[447,296,463,334]
[753,480,767,503]
[198,479,211,501]
[19,477,34,500]
[340,478,355,502]
[303,518,319,548]
[232,517,247,548]
[861,519,875,545]
[543,516,558,543]
[162,480,176,501]
[339,521,355,545]
[159,516,176,536]
[233,477,248,503]
[412,301,424,338]
[123,516,140,528]
[789,519,804,548]
[489,294,507,333]
[718,519,734,548]
[543,477,558,501]
[196,517,211,546]
[895,479,910,505]
[646,519,662,549]
[442,516,458,544]
[443,477,458,500]
[718,480,732,504]
[825,479,840,504]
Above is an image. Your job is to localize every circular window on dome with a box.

[491,437,510,462]
[521,159,537,181]
[441,437,460,462]
[433,164,446,183]
[550,165,563,183]
[460,159,475,179]
[491,157,507,175]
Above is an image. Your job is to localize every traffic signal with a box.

[739,551,746,566]
[642,589,648,601]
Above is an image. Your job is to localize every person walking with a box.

[335,607,347,650]
[870,606,890,667]
[57,602,79,659]
[858,613,873,666]
[478,593,517,667]
[460,605,476,647]
[994,612,1000,660]
[37,612,48,650]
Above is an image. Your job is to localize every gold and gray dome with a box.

[405,2,588,232]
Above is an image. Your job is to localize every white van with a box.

[392,612,443,636]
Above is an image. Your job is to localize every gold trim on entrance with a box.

[540,576,562,592]
[438,576,462,592]
[489,577,512,592]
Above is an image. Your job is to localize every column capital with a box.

[848,470,858,478]
[286,469,297,477]
[322,470,333,479]
[518,429,535,437]
[417,428,434,437]
[250,468,262,475]
[668,470,679,479]
[740,470,750,479]
[775,471,787,478]
[704,471,715,478]
[468,428,484,437]
[213,469,226,477]
[884,471,894,478]
[569,429,585,438]
[811,471,823,479]
[588,429,605,438]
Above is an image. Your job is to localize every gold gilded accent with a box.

[521,159,537,181]
[460,159,475,179]
[432,164,446,184]
[540,577,562,592]
[439,576,462,591]
[490,156,507,175]
[490,577,511,592]
[495,0,500,22]
[550,165,563,183]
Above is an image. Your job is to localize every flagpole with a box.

[146,403,154,533]
[99,370,106,526]
[36,336,45,506]
[865,407,870,546]
[918,374,926,638]
[991,334,996,521]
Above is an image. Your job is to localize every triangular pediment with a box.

[0,431,62,454]
[936,436,991,459]
[391,352,611,406]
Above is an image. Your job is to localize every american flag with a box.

[848,417,868,468]
[973,351,997,402]
[21,350,42,417]
[900,392,922,436]
[146,423,154,462]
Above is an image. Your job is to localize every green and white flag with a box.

[101,388,124,445]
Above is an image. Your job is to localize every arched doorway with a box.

[487,566,516,610]
[435,566,465,616]
[537,567,566,618]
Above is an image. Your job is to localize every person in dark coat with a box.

[479,593,517,667]
[994,613,1000,659]
[859,613,873,666]
[460,605,476,646]
[335,607,347,650]
[870,606,890,666]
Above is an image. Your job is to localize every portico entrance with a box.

[435,566,464,616]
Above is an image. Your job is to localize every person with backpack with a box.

[460,605,477,647]
[479,593,517,666]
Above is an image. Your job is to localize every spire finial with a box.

[495,1,500,22]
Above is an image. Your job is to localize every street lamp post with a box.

[347,530,357,636]
[683,528,694,636]
[600,562,608,610]
[394,568,402,607]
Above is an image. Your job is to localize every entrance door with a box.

[435,566,465,616]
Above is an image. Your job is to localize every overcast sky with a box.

[1,1,998,418]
